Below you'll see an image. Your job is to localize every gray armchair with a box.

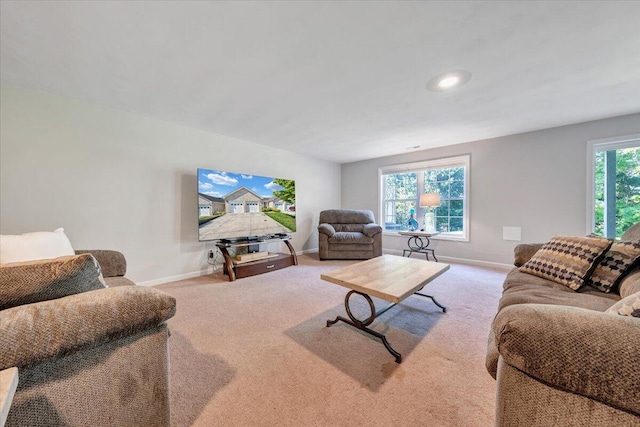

[318,209,382,260]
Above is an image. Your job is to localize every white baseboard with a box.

[137,270,212,287]
[383,248,513,270]
[140,248,318,286]
[140,247,512,286]
[298,248,319,255]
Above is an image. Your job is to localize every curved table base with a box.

[326,289,446,363]
[402,236,438,262]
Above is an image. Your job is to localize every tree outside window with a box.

[383,172,417,230]
[593,146,640,238]
[425,167,465,234]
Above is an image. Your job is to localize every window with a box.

[587,135,640,239]
[379,155,470,240]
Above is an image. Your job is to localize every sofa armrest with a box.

[513,243,543,267]
[318,223,336,237]
[362,223,382,238]
[75,249,126,277]
[0,286,176,370]
[494,303,640,415]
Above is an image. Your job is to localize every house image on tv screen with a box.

[197,168,296,241]
[199,187,294,215]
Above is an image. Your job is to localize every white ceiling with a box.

[2,1,639,163]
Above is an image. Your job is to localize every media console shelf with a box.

[216,236,298,281]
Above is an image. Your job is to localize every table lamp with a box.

[420,193,440,232]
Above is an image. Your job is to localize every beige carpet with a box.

[157,254,506,426]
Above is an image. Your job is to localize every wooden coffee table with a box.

[321,254,449,363]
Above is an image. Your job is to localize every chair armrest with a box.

[513,243,543,267]
[75,249,126,277]
[0,286,176,370]
[362,223,382,238]
[493,303,640,415]
[318,223,336,237]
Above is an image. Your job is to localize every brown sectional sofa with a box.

[0,250,175,426]
[486,225,640,426]
[74,249,136,287]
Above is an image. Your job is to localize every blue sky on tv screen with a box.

[198,168,285,199]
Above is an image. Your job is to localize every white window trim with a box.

[378,154,470,242]
[585,133,640,235]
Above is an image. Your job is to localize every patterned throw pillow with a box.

[0,254,107,310]
[589,240,640,293]
[519,236,612,290]
[606,291,640,318]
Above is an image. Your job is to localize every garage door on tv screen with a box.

[197,168,296,242]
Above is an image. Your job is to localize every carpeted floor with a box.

[157,254,506,426]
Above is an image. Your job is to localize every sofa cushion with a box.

[519,235,612,290]
[0,254,107,310]
[333,224,365,233]
[619,269,640,298]
[74,249,127,278]
[513,243,543,267]
[317,223,336,237]
[588,239,640,293]
[0,228,75,264]
[492,303,640,416]
[329,232,373,245]
[606,291,640,318]
[319,209,376,225]
[500,269,619,312]
[362,223,383,238]
[0,286,176,369]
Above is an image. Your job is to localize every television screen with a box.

[198,168,296,241]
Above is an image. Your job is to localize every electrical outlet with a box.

[208,250,214,258]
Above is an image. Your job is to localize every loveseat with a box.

[317,209,382,260]
[0,250,176,426]
[486,224,640,426]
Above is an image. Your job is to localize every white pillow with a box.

[0,228,75,264]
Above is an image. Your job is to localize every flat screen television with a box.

[197,168,296,242]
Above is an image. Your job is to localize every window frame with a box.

[586,133,640,236]
[378,154,470,241]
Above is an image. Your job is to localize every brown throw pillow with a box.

[519,236,612,290]
[0,254,107,310]
[589,239,640,293]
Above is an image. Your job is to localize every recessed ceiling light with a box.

[438,76,460,88]
[427,70,472,92]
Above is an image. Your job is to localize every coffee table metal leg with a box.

[326,290,403,363]
[414,292,447,312]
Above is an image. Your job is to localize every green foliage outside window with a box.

[594,147,640,238]
[383,173,417,229]
[594,147,640,237]
[382,166,465,234]
[426,167,465,233]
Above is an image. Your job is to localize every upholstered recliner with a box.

[318,209,382,260]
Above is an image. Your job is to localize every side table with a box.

[398,231,439,262]
[0,367,18,427]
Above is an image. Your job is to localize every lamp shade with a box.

[420,193,441,207]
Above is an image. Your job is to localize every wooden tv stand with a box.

[216,237,298,282]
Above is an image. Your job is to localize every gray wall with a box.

[0,83,341,284]
[342,113,640,266]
